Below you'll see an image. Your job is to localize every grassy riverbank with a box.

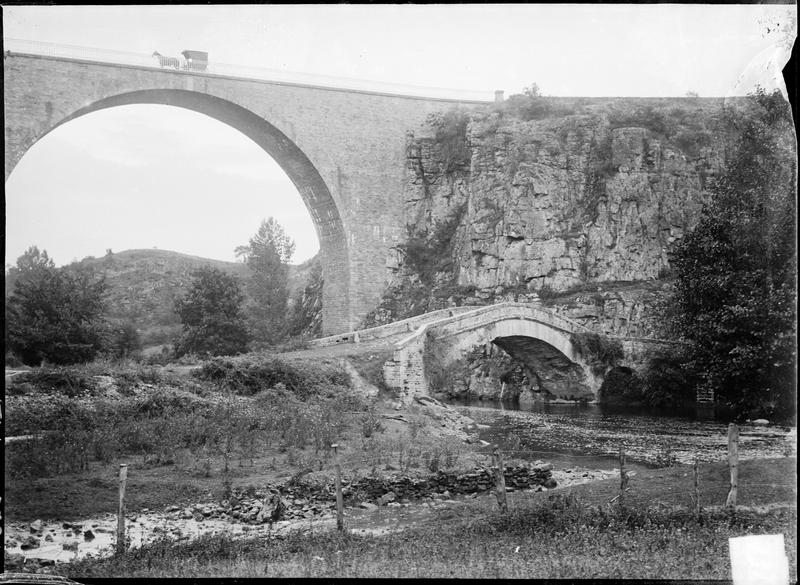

[4,356,478,523]
[5,358,796,579]
[61,458,796,579]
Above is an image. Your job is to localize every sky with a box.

[3,4,796,267]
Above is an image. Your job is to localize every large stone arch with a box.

[5,88,349,334]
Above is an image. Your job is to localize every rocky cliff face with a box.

[364,98,727,337]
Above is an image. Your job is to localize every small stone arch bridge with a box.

[310,301,689,405]
[381,302,609,404]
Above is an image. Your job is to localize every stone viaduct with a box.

[4,42,494,334]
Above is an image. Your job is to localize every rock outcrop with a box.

[365,98,727,332]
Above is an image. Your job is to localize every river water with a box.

[448,399,797,468]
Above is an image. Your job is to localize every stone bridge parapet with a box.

[309,306,481,347]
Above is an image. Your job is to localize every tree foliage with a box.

[4,245,55,296]
[108,321,142,359]
[667,89,796,420]
[237,218,296,345]
[5,247,109,365]
[174,267,250,357]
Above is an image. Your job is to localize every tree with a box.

[174,266,250,357]
[6,248,109,365]
[4,245,55,296]
[667,88,796,420]
[108,321,142,359]
[237,218,296,345]
[523,83,542,98]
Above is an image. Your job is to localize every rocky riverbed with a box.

[3,461,563,571]
[458,404,797,466]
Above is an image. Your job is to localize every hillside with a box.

[4,248,320,347]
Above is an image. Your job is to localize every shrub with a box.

[401,202,466,285]
[639,347,699,409]
[608,105,675,136]
[570,331,624,374]
[195,355,351,398]
[672,128,715,159]
[428,109,471,173]
[598,366,645,405]
[5,352,25,367]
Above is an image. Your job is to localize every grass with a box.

[33,457,795,579]
[62,485,796,579]
[4,357,372,492]
[346,350,395,395]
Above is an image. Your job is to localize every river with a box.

[448,398,797,468]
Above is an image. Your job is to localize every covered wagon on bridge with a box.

[181,50,208,72]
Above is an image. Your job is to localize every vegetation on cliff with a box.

[664,89,796,420]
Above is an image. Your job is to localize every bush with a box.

[401,202,466,285]
[428,109,471,173]
[598,367,645,405]
[5,352,25,367]
[639,347,699,409]
[195,355,351,398]
[570,332,624,374]
[673,128,714,158]
[4,355,367,479]
[608,105,676,137]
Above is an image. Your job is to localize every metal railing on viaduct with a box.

[3,38,496,102]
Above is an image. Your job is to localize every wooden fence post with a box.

[693,456,701,519]
[618,448,628,509]
[116,463,128,554]
[492,446,508,514]
[726,423,739,509]
[331,444,344,531]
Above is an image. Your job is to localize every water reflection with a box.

[448,396,796,467]
[446,396,706,422]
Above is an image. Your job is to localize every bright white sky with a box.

[3,4,796,267]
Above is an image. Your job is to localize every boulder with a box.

[20,536,41,550]
[29,520,44,533]
[378,491,396,506]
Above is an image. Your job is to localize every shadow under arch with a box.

[422,314,600,402]
[16,88,349,335]
[492,335,593,401]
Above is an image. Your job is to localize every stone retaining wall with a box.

[343,464,555,502]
